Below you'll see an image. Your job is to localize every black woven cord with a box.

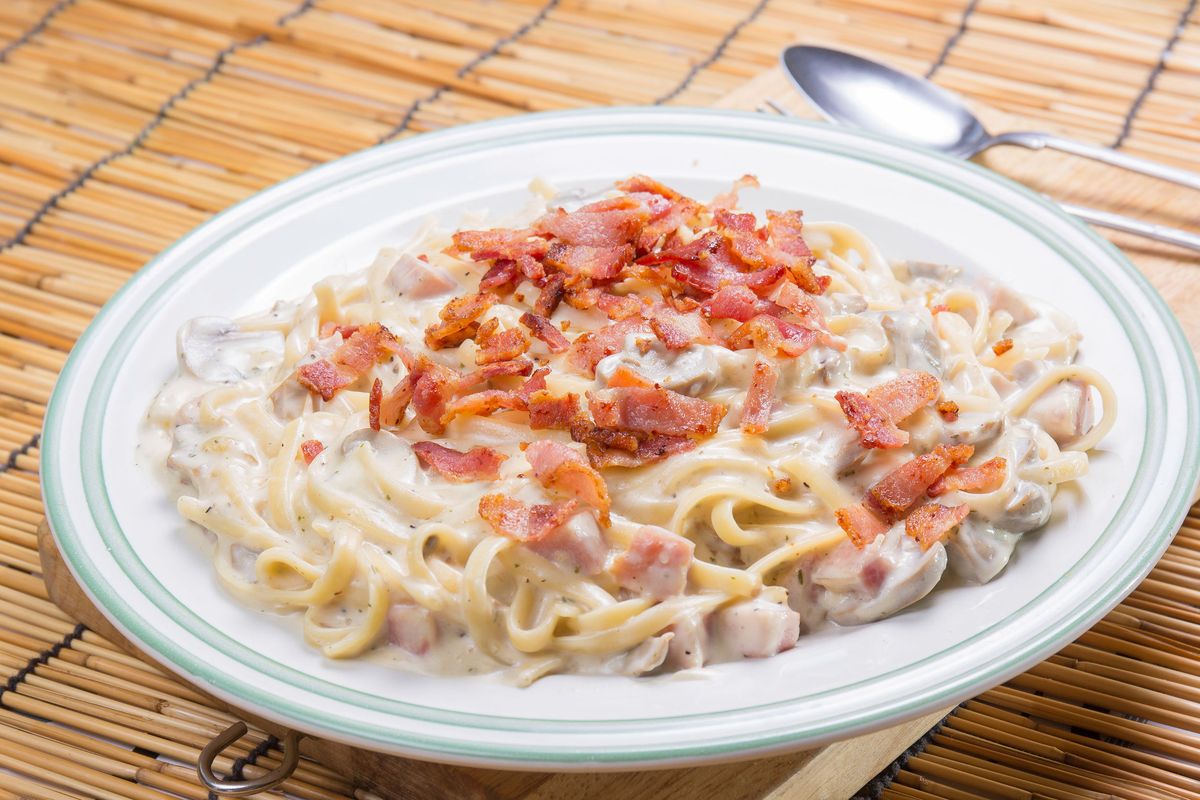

[850,707,958,800]
[378,0,562,143]
[0,0,318,254]
[1,432,40,475]
[206,734,281,800]
[926,0,979,79]
[0,623,86,701]
[0,0,78,63]
[654,0,771,105]
[1115,0,1197,147]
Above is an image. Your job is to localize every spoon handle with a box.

[1058,201,1200,253]
[989,131,1200,191]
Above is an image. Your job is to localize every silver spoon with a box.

[781,45,1200,253]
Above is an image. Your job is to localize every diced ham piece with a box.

[726,314,816,358]
[713,598,801,658]
[587,434,698,469]
[424,293,496,350]
[527,391,580,430]
[835,502,890,549]
[648,304,715,350]
[588,386,727,437]
[741,360,779,434]
[297,323,402,401]
[533,273,565,317]
[927,457,1008,497]
[388,253,457,299]
[520,312,570,353]
[906,503,970,550]
[478,494,580,542]
[412,441,507,482]
[474,318,530,365]
[543,242,632,282]
[701,285,780,322]
[610,525,694,600]
[300,439,324,464]
[527,511,608,575]
[566,317,653,375]
[837,371,941,449]
[866,444,974,523]
[387,604,437,655]
[525,441,611,521]
[534,196,649,247]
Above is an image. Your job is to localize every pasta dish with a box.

[143,175,1115,684]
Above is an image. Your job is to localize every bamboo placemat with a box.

[1,0,1199,797]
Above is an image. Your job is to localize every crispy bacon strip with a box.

[937,400,960,421]
[527,391,580,430]
[534,196,648,247]
[866,444,974,523]
[905,503,970,550]
[765,210,823,294]
[413,441,507,483]
[447,228,547,282]
[588,386,726,437]
[458,359,534,389]
[516,367,550,401]
[543,242,632,282]
[424,293,496,350]
[701,285,780,322]
[474,318,530,365]
[834,503,889,549]
[836,391,907,449]
[404,354,461,434]
[741,360,779,434]
[645,233,787,296]
[606,365,654,388]
[440,389,527,426]
[319,322,359,339]
[479,259,520,291]
[587,433,697,469]
[566,317,653,375]
[520,312,570,353]
[710,174,759,211]
[837,371,941,449]
[369,378,383,431]
[525,441,611,522]
[596,292,644,320]
[726,314,816,358]
[648,304,715,350]
[478,494,580,542]
[927,457,1007,497]
[533,273,565,317]
[299,439,324,464]
[297,323,401,401]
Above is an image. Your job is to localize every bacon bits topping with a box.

[836,371,941,449]
[424,293,496,350]
[544,242,632,282]
[936,400,960,422]
[533,273,565,317]
[610,525,695,600]
[440,389,528,426]
[927,457,1007,497]
[478,494,580,542]
[300,439,325,464]
[369,378,383,431]
[905,503,970,550]
[587,434,697,470]
[567,317,653,375]
[474,318,530,365]
[702,285,780,322]
[648,304,715,350]
[866,444,974,523]
[741,360,779,434]
[405,354,461,434]
[527,391,580,430]
[835,444,974,548]
[534,196,649,247]
[727,314,816,358]
[520,311,570,353]
[588,386,727,438]
[297,322,402,401]
[765,210,823,294]
[596,292,644,320]
[413,441,507,483]
[525,441,611,522]
[992,338,1014,356]
[447,228,548,282]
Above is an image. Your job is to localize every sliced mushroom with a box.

[178,317,284,383]
[595,340,723,396]
[947,517,1021,584]
[665,609,709,670]
[613,634,673,675]
[880,312,944,376]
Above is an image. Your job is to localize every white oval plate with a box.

[43,108,1199,770]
